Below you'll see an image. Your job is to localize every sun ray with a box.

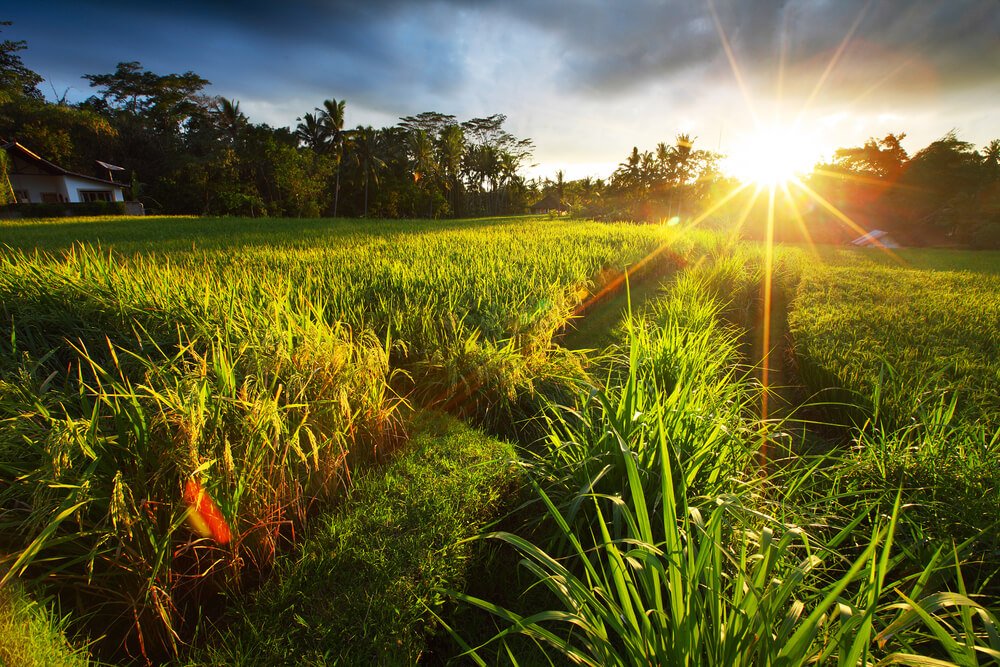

[760,184,776,456]
[726,183,765,241]
[779,181,821,260]
[810,167,923,198]
[848,57,915,108]
[797,0,872,123]
[789,177,908,265]
[707,0,761,128]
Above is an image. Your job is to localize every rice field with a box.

[1,215,998,665]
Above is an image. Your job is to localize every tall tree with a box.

[84,61,210,134]
[294,112,328,152]
[982,139,1000,179]
[831,133,908,179]
[318,98,348,216]
[399,111,457,136]
[613,147,642,191]
[408,129,439,216]
[349,126,386,217]
[0,21,43,101]
[211,97,248,146]
[437,123,464,214]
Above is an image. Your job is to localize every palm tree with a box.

[670,134,695,218]
[614,147,642,192]
[983,139,1000,179]
[212,97,248,146]
[461,143,498,213]
[350,126,386,217]
[437,124,465,215]
[408,130,437,183]
[498,150,524,214]
[672,134,695,183]
[408,129,439,216]
[319,98,348,216]
[294,112,328,152]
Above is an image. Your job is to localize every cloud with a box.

[6,0,999,172]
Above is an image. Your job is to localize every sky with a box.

[7,0,1000,181]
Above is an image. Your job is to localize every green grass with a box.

[0,584,93,667]
[788,246,1000,569]
[789,257,1000,430]
[452,260,1000,665]
[811,245,1000,274]
[0,215,695,661]
[185,411,519,666]
[2,215,998,665]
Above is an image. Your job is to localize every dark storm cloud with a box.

[480,0,1000,99]
[6,0,1000,123]
[7,0,468,116]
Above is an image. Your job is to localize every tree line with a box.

[804,132,1000,247]
[0,23,534,218]
[526,133,731,224]
[533,129,999,248]
[2,21,997,246]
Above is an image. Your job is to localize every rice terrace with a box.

[3,2,1000,666]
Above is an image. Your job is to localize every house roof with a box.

[529,192,567,211]
[1,141,124,188]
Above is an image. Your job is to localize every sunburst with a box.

[723,123,825,187]
[701,0,905,461]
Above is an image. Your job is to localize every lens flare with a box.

[184,479,232,544]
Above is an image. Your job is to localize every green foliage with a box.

[0,585,92,666]
[0,20,43,100]
[789,256,1000,431]
[82,61,210,132]
[808,130,1000,247]
[265,140,334,217]
[453,284,1000,665]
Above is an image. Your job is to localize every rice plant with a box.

[0,215,697,660]
[452,334,999,666]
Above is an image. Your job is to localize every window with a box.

[13,189,29,203]
[41,192,62,203]
[79,190,113,203]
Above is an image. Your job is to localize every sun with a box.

[723,124,825,187]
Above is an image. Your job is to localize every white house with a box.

[2,141,127,205]
[849,229,901,248]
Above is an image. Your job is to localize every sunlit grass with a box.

[0,215,698,661]
[2,215,998,664]
[449,261,1000,664]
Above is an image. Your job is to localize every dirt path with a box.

[749,282,796,424]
